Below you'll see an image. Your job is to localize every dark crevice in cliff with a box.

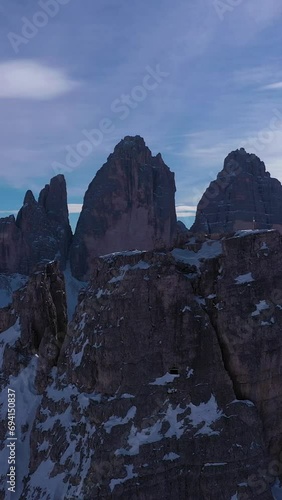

[204,306,245,401]
[189,271,245,404]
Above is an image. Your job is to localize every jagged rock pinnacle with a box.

[0,175,72,274]
[70,136,177,279]
[191,149,282,234]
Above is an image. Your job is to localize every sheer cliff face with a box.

[0,175,72,275]
[191,148,282,234]
[70,136,177,280]
[0,215,26,274]
[2,232,282,499]
[191,230,282,460]
[0,261,67,393]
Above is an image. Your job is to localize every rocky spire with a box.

[38,174,70,227]
[191,148,282,234]
[70,136,177,279]
[23,190,36,205]
[0,175,72,275]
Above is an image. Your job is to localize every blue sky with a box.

[1,0,282,230]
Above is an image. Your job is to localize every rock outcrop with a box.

[191,148,282,234]
[194,230,282,459]
[0,261,67,393]
[3,232,282,498]
[70,136,177,280]
[0,175,72,275]
[0,215,26,274]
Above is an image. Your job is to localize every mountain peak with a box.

[70,136,177,279]
[191,149,282,234]
[1,175,71,275]
[117,135,146,148]
[23,190,36,206]
[111,135,149,159]
[223,149,266,177]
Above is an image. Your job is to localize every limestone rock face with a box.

[0,175,72,275]
[173,230,282,459]
[3,248,274,499]
[0,215,26,274]
[70,136,177,279]
[3,232,282,497]
[16,175,72,273]
[0,261,67,393]
[191,148,282,234]
[196,230,282,458]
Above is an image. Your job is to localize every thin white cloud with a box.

[68,205,197,217]
[260,82,282,90]
[232,66,282,87]
[176,205,197,211]
[176,212,197,217]
[0,60,77,100]
[0,210,18,214]
[68,203,83,214]
[176,205,197,217]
